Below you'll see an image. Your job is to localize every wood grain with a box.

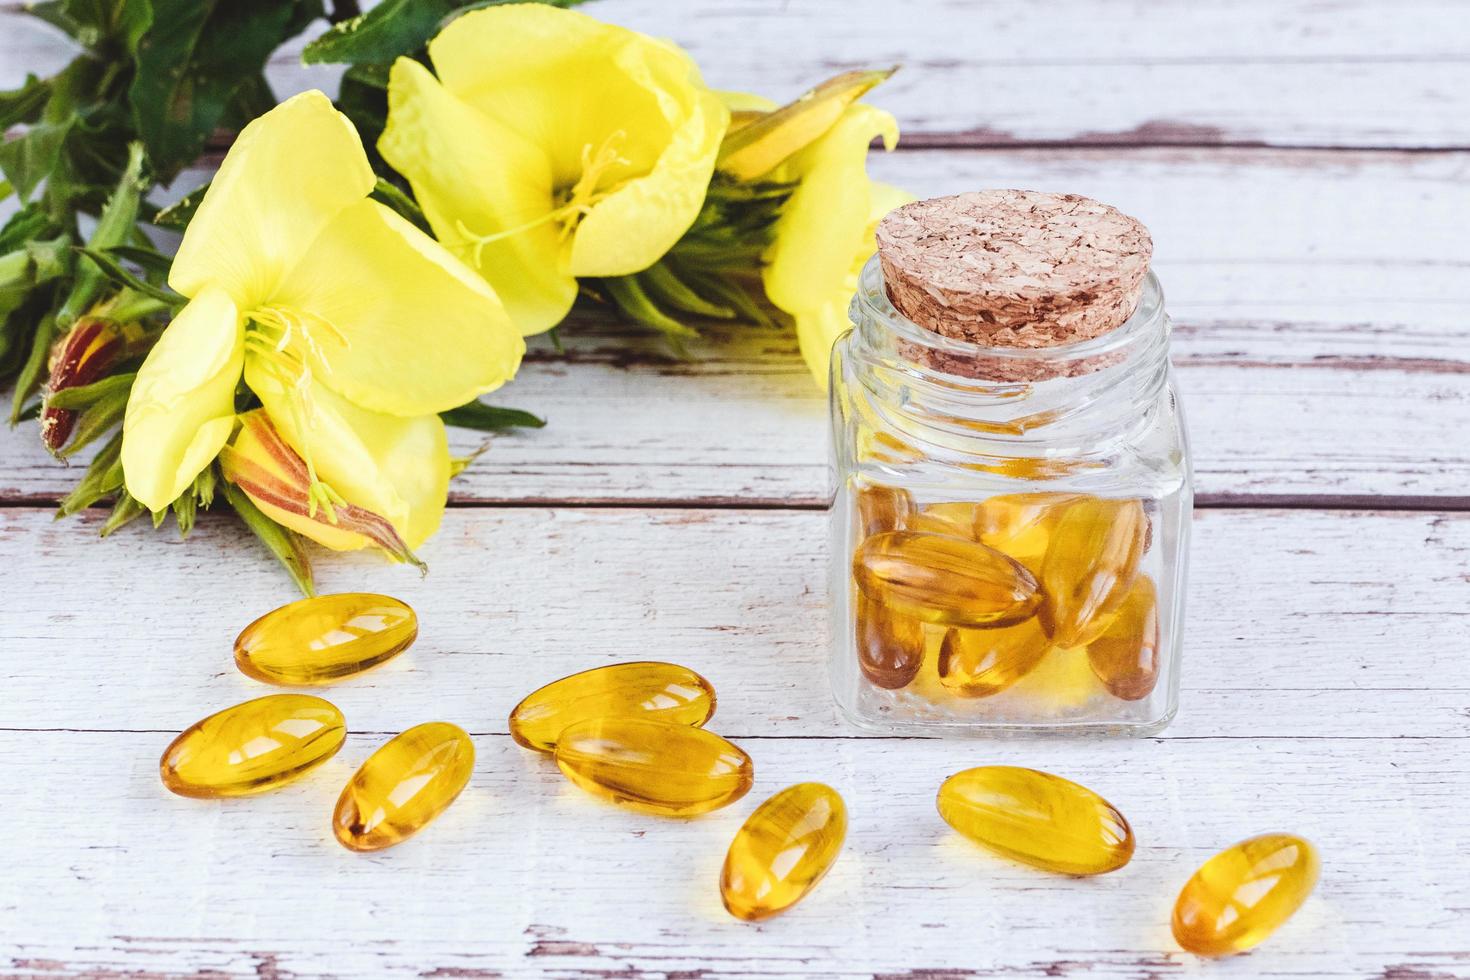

[2,146,1465,506]
[7,0,1464,148]
[2,507,1466,740]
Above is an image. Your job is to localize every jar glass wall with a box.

[829,256,1192,736]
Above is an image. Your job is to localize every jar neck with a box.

[845,255,1172,451]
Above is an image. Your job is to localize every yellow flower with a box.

[761,104,909,387]
[121,90,523,552]
[378,4,729,335]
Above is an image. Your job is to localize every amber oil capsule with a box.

[333,722,474,851]
[976,492,1081,566]
[937,766,1134,875]
[160,694,346,798]
[1086,574,1160,700]
[721,783,847,920]
[937,618,1052,698]
[856,483,914,536]
[853,531,1041,629]
[1038,498,1148,647]
[509,661,716,752]
[1172,833,1320,956]
[856,595,925,689]
[905,501,982,539]
[235,592,417,685]
[554,717,753,816]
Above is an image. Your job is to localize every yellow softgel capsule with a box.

[976,492,1080,566]
[853,531,1041,629]
[234,593,417,685]
[333,722,474,852]
[905,501,981,539]
[554,718,753,816]
[160,694,346,798]
[937,618,1052,698]
[937,766,1134,875]
[1172,833,1320,956]
[856,483,914,536]
[721,783,847,920]
[1086,574,1160,700]
[1038,497,1148,647]
[856,595,925,689]
[509,661,717,752]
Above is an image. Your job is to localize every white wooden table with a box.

[3,3,1469,977]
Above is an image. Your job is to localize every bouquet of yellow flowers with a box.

[1,0,903,592]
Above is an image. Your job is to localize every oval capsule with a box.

[1038,498,1148,647]
[554,718,753,816]
[853,531,1041,629]
[937,766,1134,875]
[234,593,417,685]
[856,596,925,689]
[333,722,474,852]
[905,501,981,540]
[509,662,716,752]
[976,492,1080,567]
[160,694,345,798]
[1086,574,1160,700]
[721,783,847,920]
[1173,834,1320,956]
[937,618,1052,698]
[856,483,914,536]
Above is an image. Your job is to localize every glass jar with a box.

[828,256,1192,736]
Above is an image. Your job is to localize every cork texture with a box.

[874,190,1152,380]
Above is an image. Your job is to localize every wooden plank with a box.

[2,731,1466,978]
[7,1,1464,148]
[2,507,1467,739]
[2,147,1466,506]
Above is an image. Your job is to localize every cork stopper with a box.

[874,190,1152,380]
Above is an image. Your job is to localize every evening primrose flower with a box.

[121,90,523,552]
[762,104,909,386]
[378,3,729,335]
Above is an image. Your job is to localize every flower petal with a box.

[121,285,244,511]
[763,103,899,315]
[244,359,450,550]
[169,91,374,309]
[427,4,728,277]
[270,198,525,417]
[379,57,575,336]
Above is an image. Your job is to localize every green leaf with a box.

[152,182,208,229]
[370,177,429,232]
[300,0,459,65]
[440,401,546,432]
[103,243,173,277]
[10,313,56,424]
[223,481,317,597]
[0,74,51,129]
[637,262,736,320]
[128,0,322,179]
[73,247,181,305]
[56,375,130,457]
[100,491,147,536]
[602,275,698,351]
[0,119,75,202]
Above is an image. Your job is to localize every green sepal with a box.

[99,490,146,536]
[602,275,698,353]
[223,480,317,597]
[73,247,181,306]
[637,262,736,320]
[440,400,546,432]
[45,372,137,411]
[55,430,125,519]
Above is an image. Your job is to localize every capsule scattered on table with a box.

[553,717,753,816]
[1172,833,1320,956]
[937,766,1134,875]
[160,694,345,798]
[234,592,417,685]
[856,595,925,689]
[853,531,1041,629]
[333,722,474,852]
[721,783,847,920]
[1085,574,1160,700]
[1038,497,1148,647]
[937,618,1052,698]
[509,662,716,752]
